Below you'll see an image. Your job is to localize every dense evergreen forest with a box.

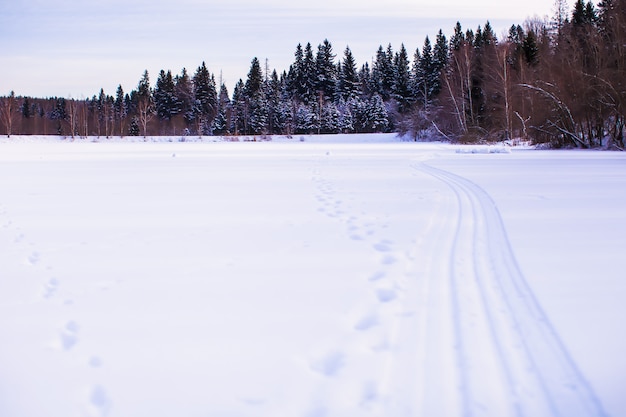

[1,0,624,148]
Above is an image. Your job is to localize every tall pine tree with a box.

[244,57,268,134]
[300,43,317,103]
[193,62,217,135]
[393,44,413,112]
[154,70,178,122]
[175,68,195,127]
[339,46,360,100]
[114,85,126,136]
[315,39,338,101]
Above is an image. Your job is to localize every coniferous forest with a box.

[1,0,624,148]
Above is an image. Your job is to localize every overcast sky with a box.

[0,0,556,98]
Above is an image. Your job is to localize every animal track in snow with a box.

[360,381,379,405]
[380,254,397,265]
[310,350,345,377]
[27,251,40,265]
[86,384,112,417]
[373,240,393,252]
[368,271,386,282]
[43,278,59,299]
[60,321,79,350]
[375,288,397,303]
[89,356,103,368]
[354,313,379,331]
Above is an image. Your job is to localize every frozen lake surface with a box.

[1,134,624,417]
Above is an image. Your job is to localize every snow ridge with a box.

[416,162,608,417]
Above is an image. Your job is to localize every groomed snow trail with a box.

[415,161,607,417]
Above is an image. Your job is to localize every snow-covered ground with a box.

[0,134,624,417]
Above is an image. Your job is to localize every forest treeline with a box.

[1,0,624,148]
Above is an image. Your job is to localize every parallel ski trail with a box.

[415,162,607,417]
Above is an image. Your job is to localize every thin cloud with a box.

[0,0,554,98]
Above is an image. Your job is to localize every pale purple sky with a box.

[0,0,556,98]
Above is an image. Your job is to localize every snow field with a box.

[0,136,625,417]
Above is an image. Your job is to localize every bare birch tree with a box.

[0,91,16,137]
[67,98,78,139]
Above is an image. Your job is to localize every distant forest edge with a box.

[1,0,625,149]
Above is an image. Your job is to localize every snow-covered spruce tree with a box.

[348,97,367,132]
[286,42,319,104]
[359,62,376,99]
[333,61,343,102]
[372,44,395,100]
[339,46,361,101]
[337,98,354,133]
[175,68,195,129]
[367,93,389,132]
[154,70,180,134]
[277,98,295,135]
[48,96,67,136]
[370,47,385,99]
[244,57,263,99]
[320,101,341,134]
[315,39,338,102]
[300,43,318,104]
[290,43,304,99]
[413,36,436,110]
[114,85,127,137]
[295,103,318,134]
[265,70,283,134]
[401,34,445,140]
[230,79,247,135]
[432,29,449,95]
[244,57,269,134]
[392,44,413,113]
[193,62,218,135]
[212,83,230,135]
[248,96,269,135]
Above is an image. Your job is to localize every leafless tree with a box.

[495,44,514,140]
[67,98,78,139]
[0,91,16,137]
[137,96,154,138]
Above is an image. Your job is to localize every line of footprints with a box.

[1,204,112,417]
[310,166,410,382]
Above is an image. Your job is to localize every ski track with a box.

[308,155,607,416]
[416,161,608,417]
